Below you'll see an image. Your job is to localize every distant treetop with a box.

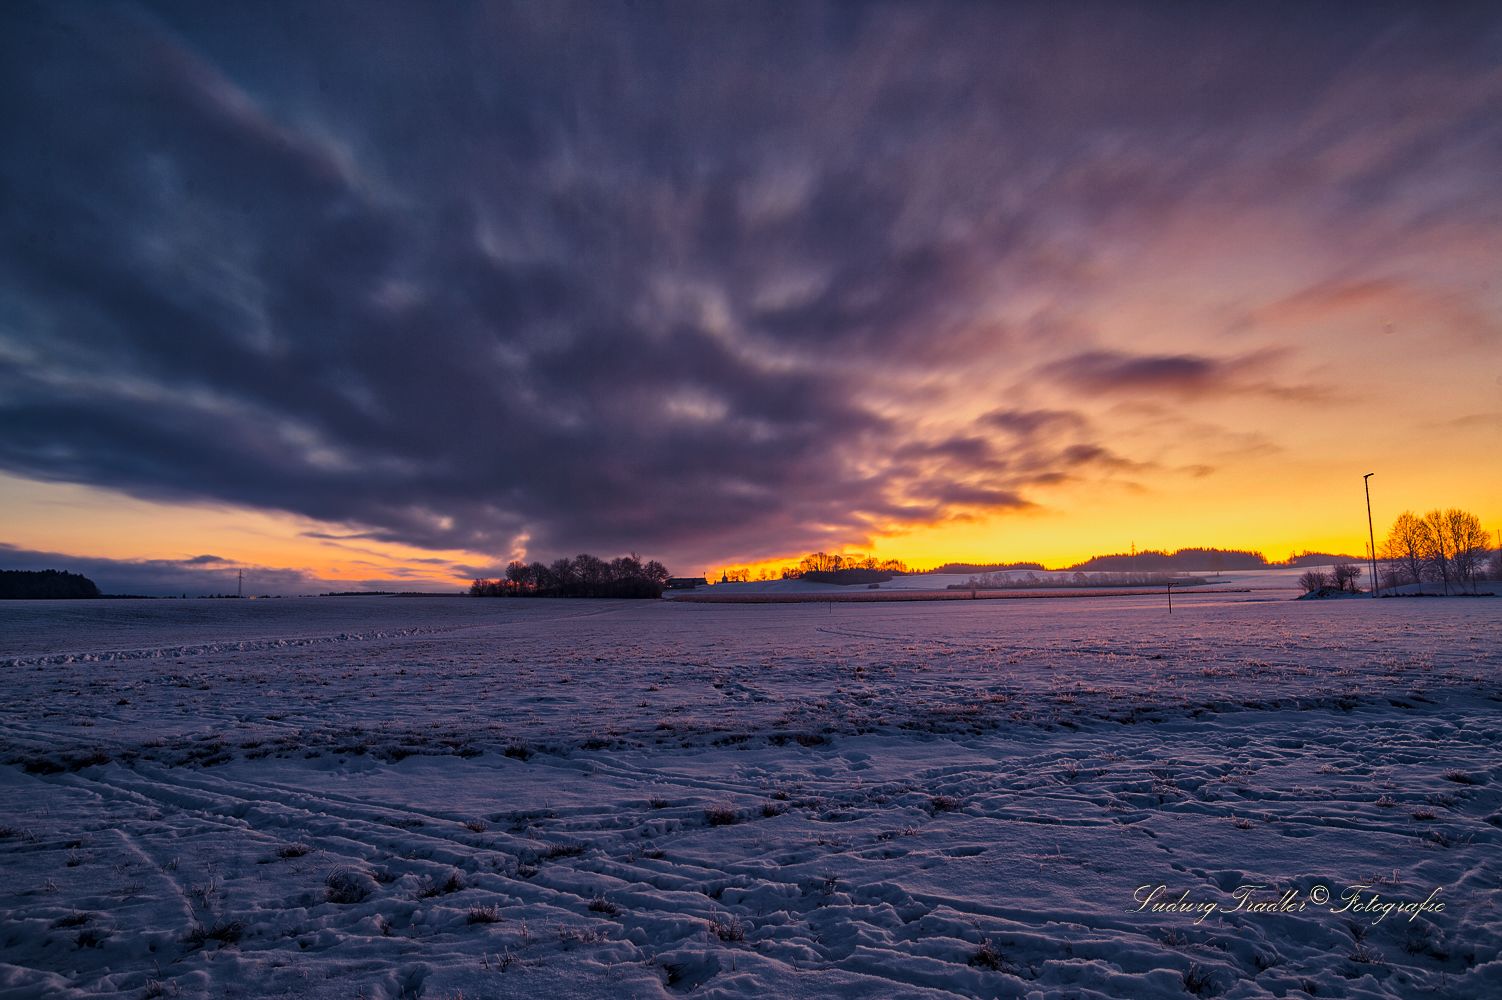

[1067,548,1269,572]
[928,561,1046,574]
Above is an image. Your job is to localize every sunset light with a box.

[0,4,1496,593]
[2,6,1500,998]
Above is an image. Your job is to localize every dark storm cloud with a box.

[1040,351,1236,395]
[980,409,1091,438]
[0,1,1497,566]
[1038,350,1330,402]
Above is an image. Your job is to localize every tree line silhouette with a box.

[0,569,101,599]
[716,547,1367,582]
[469,553,671,599]
[719,552,912,583]
[1069,547,1269,572]
[1296,563,1363,595]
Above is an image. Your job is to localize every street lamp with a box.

[1363,473,1378,597]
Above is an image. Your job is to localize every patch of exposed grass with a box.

[466,905,503,925]
[969,939,1010,972]
[184,920,244,948]
[74,927,108,949]
[1183,963,1220,996]
[417,870,466,898]
[325,868,374,905]
[710,915,746,942]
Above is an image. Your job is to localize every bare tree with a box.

[1442,508,1490,593]
[504,560,530,593]
[573,553,607,594]
[550,558,576,592]
[610,555,643,582]
[1331,564,1360,592]
[1421,509,1455,594]
[1381,511,1430,593]
[1298,569,1329,594]
[643,560,671,587]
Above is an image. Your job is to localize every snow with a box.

[0,592,1498,998]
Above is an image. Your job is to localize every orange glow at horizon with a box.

[0,476,490,590]
[3,447,1497,589]
[711,447,1502,579]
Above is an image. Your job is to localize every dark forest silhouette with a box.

[0,569,101,599]
[469,554,670,599]
[1070,547,1271,572]
[929,561,1047,575]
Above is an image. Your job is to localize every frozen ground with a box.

[0,591,1499,999]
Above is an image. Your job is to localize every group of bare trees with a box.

[716,553,912,583]
[470,553,671,599]
[782,553,909,579]
[1297,563,1363,594]
[1380,509,1495,595]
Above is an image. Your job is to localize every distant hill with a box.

[0,569,101,599]
[1281,551,1364,567]
[1068,548,1268,572]
[927,561,1045,574]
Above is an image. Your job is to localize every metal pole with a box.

[1363,473,1378,597]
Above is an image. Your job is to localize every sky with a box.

[1,1,1499,594]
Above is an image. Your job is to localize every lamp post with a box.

[1363,473,1378,597]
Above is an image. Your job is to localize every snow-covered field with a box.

[1,591,1499,999]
